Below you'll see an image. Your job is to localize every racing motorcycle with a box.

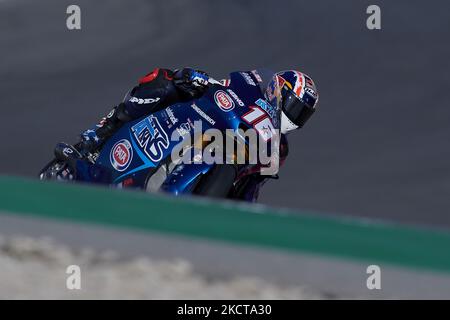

[39,72,281,201]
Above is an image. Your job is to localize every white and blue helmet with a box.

[265,70,319,134]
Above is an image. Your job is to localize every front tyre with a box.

[193,164,237,198]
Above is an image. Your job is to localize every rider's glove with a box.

[173,68,209,98]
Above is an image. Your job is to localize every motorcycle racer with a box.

[55,67,319,201]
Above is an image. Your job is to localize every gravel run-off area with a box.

[0,235,324,299]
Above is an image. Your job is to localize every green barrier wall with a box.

[0,176,449,273]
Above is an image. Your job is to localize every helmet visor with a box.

[281,86,316,128]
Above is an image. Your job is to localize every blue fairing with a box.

[78,71,280,194]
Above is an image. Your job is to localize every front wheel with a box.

[193,164,237,198]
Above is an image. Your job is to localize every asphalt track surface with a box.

[1,0,449,228]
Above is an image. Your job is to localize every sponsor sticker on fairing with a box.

[176,122,192,137]
[214,90,235,112]
[255,98,279,127]
[131,115,170,162]
[191,103,216,125]
[240,72,257,86]
[165,107,179,125]
[251,70,263,83]
[129,96,161,105]
[226,89,245,107]
[110,139,133,172]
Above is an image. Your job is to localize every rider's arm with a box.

[80,67,209,151]
[122,67,210,119]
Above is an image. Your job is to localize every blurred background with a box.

[0,0,449,228]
